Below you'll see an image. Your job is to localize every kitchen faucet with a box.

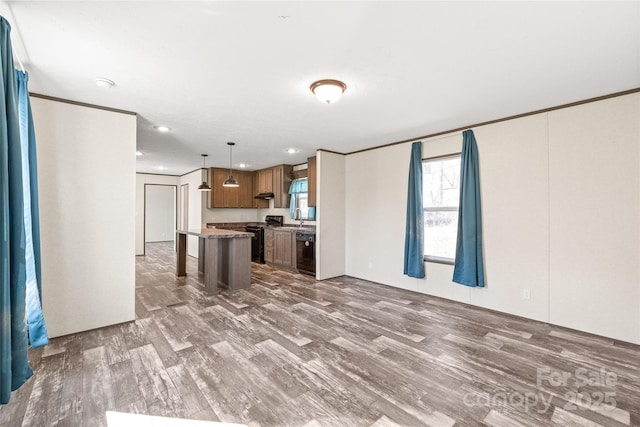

[294,208,304,228]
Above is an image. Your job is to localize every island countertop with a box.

[177,229,253,238]
[176,228,252,294]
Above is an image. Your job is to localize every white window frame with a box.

[423,153,461,265]
[292,192,313,220]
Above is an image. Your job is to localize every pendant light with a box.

[310,79,347,104]
[197,154,212,191]
[223,142,239,187]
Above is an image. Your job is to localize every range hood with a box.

[254,192,275,200]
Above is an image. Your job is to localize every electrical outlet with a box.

[523,289,531,300]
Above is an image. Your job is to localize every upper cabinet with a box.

[207,164,294,209]
[238,173,254,208]
[208,168,255,208]
[272,164,293,208]
[307,156,316,207]
[257,168,273,194]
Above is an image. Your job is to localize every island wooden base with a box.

[176,231,251,294]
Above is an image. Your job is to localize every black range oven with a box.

[246,215,283,264]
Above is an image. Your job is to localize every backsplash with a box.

[201,208,259,224]
[261,199,317,226]
[202,199,316,226]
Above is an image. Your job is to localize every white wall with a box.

[145,185,176,242]
[317,151,346,280]
[179,170,203,257]
[470,115,550,322]
[258,203,289,223]
[32,96,136,338]
[345,140,471,302]
[344,93,640,344]
[548,95,640,343]
[135,174,179,254]
[202,208,258,224]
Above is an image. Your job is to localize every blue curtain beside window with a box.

[1,17,31,404]
[452,130,485,287]
[16,70,48,348]
[1,17,48,405]
[403,141,425,278]
[289,178,308,195]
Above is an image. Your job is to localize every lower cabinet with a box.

[264,229,274,263]
[264,228,296,269]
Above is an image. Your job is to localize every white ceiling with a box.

[6,1,640,175]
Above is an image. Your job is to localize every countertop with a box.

[261,226,316,234]
[177,229,253,238]
[279,226,316,234]
[206,222,316,235]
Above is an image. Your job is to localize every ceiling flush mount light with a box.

[198,154,212,192]
[95,77,115,89]
[154,125,171,132]
[223,142,239,187]
[310,79,347,104]
[135,151,143,156]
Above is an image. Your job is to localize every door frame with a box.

[179,183,189,232]
[143,183,178,256]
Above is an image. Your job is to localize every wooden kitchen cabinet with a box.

[272,229,295,268]
[272,164,293,208]
[257,168,273,194]
[210,168,229,207]
[237,173,254,208]
[253,164,293,208]
[208,168,255,208]
[264,228,295,268]
[253,168,272,209]
[307,156,316,207]
[264,228,274,263]
[209,164,293,209]
[253,172,268,208]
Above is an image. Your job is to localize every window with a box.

[289,178,316,220]
[292,193,312,220]
[423,155,461,263]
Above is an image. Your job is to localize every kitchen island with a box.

[176,228,253,294]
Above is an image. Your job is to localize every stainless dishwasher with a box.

[296,232,315,276]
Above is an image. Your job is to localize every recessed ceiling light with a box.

[95,77,115,89]
[153,125,171,132]
[135,151,143,156]
[156,166,166,171]
[238,163,248,168]
[286,148,297,154]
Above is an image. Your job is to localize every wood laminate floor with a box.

[1,242,639,426]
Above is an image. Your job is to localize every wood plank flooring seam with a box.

[2,242,639,427]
